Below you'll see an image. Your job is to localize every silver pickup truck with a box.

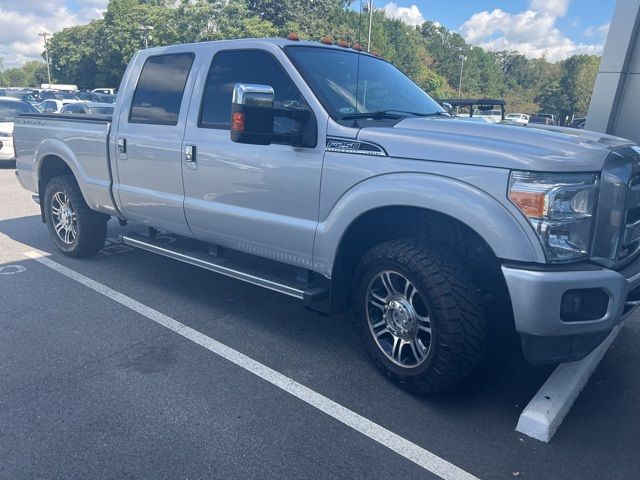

[14,38,640,393]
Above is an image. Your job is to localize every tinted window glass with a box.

[0,100,38,121]
[130,53,194,125]
[199,49,306,130]
[89,107,114,115]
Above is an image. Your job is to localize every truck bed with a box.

[14,113,119,217]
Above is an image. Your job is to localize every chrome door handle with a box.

[117,138,127,160]
[185,144,195,162]
[184,144,197,170]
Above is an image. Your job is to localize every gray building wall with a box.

[586,0,640,142]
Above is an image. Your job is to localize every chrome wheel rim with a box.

[51,192,77,245]
[366,270,432,368]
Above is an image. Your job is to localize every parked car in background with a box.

[38,91,80,101]
[529,114,556,126]
[504,113,530,125]
[0,89,39,105]
[37,99,82,113]
[94,93,117,104]
[40,83,78,92]
[77,91,102,102]
[92,88,116,95]
[473,108,503,123]
[0,97,38,163]
[60,102,114,116]
[568,117,586,129]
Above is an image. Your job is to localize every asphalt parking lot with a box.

[1,164,639,480]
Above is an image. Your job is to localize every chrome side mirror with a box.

[232,83,274,108]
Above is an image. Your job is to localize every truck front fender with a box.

[313,172,546,277]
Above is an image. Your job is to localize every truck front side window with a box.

[199,49,308,133]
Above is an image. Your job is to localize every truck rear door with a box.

[181,46,327,269]
[112,51,199,235]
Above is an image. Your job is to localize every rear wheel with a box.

[354,239,487,394]
[43,175,107,257]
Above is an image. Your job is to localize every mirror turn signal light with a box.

[232,112,245,132]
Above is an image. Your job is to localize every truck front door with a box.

[113,51,197,235]
[181,47,326,269]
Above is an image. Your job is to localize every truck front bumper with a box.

[502,257,640,364]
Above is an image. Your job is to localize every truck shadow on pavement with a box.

[0,214,554,413]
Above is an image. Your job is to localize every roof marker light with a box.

[321,36,334,45]
[287,32,300,41]
[338,39,349,48]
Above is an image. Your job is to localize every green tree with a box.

[2,61,49,87]
[46,21,103,88]
[536,55,599,122]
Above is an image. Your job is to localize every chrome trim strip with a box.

[122,234,305,299]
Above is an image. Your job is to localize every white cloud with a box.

[0,0,107,69]
[382,2,425,27]
[459,1,606,62]
[529,0,570,17]
[584,22,610,39]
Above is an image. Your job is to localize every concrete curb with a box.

[516,324,622,442]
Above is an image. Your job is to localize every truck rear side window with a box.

[129,53,195,126]
[199,49,306,130]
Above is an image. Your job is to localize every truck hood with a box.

[357,117,635,171]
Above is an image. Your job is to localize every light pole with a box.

[457,53,467,99]
[364,0,374,52]
[39,32,52,86]
[139,25,154,49]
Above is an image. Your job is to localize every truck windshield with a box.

[285,45,444,123]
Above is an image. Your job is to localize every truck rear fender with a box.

[35,137,119,218]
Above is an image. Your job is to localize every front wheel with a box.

[43,175,107,257]
[353,239,487,394]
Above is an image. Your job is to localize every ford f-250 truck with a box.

[14,38,640,393]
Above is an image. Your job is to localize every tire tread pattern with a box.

[44,175,107,258]
[353,238,487,394]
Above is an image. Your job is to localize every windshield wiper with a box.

[342,109,448,120]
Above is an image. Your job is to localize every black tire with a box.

[353,239,486,394]
[43,174,107,257]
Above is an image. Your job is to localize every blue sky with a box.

[379,0,615,61]
[412,0,615,45]
[0,0,617,68]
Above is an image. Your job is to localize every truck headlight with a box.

[508,171,598,262]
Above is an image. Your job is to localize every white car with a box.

[473,109,503,123]
[505,113,530,125]
[36,99,83,113]
[0,97,38,163]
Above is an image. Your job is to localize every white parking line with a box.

[24,251,480,480]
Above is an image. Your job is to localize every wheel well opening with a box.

[38,156,74,222]
[39,155,73,193]
[331,207,512,321]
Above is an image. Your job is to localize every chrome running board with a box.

[122,233,316,300]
